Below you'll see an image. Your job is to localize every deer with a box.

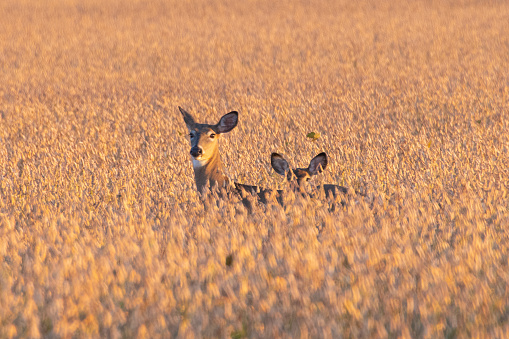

[179,106,279,208]
[270,152,348,200]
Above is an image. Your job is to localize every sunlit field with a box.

[1,0,508,337]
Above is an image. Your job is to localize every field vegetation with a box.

[1,0,508,337]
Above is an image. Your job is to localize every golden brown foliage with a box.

[1,0,509,337]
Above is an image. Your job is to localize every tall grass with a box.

[1,0,508,337]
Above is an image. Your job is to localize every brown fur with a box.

[179,107,279,209]
[271,152,348,198]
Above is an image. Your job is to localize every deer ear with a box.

[179,107,196,129]
[308,152,327,176]
[216,111,238,134]
[271,153,290,176]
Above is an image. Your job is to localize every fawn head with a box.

[271,152,328,189]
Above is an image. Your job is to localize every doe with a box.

[179,107,277,206]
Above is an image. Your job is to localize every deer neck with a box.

[193,148,228,193]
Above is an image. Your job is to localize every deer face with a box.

[179,107,238,168]
[271,152,328,190]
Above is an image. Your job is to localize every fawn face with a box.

[271,152,328,190]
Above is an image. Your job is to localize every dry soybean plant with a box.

[0,0,508,338]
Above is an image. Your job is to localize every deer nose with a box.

[190,146,202,157]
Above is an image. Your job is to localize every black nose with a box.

[190,147,202,157]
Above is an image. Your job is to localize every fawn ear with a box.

[308,152,328,176]
[179,107,196,129]
[216,111,238,134]
[271,153,290,176]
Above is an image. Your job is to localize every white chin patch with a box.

[192,158,208,168]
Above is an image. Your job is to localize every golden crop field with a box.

[1,0,509,337]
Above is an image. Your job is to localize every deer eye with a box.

[306,178,311,182]
[210,133,216,139]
